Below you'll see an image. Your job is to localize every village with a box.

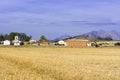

[1,35,120,47]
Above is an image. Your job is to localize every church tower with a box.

[15,36,19,41]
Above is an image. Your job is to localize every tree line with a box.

[0,32,32,41]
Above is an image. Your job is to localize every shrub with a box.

[114,42,120,46]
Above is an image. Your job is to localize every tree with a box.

[0,32,32,42]
[7,32,31,41]
[8,32,17,41]
[4,34,9,40]
[39,35,47,41]
[0,34,5,41]
[19,33,32,41]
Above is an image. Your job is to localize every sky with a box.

[0,0,120,40]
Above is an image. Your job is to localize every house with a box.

[57,40,67,46]
[3,40,10,45]
[66,39,91,47]
[14,41,21,46]
[29,39,37,45]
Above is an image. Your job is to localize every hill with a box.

[53,30,120,42]
[84,30,120,40]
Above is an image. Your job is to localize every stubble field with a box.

[0,47,120,80]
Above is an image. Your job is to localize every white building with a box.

[14,41,21,46]
[13,36,21,46]
[29,39,37,44]
[58,40,67,46]
[3,40,10,45]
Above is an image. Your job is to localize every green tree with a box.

[0,34,5,41]
[8,32,17,41]
[39,35,47,41]
[19,33,32,41]
[4,34,9,40]
[8,32,31,41]
[0,32,31,42]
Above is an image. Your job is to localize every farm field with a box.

[0,47,120,80]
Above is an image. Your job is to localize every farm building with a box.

[23,41,30,45]
[29,39,38,45]
[66,39,91,47]
[39,40,51,46]
[57,40,67,46]
[3,40,10,45]
[29,39,37,44]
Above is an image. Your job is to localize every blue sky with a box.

[0,0,120,40]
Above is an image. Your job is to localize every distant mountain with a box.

[52,30,120,42]
[84,30,120,40]
[52,35,72,42]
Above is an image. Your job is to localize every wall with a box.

[66,41,89,47]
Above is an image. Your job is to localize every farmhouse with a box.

[3,40,10,45]
[66,39,91,47]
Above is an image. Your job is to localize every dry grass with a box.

[0,47,120,80]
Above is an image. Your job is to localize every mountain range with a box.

[84,30,120,40]
[53,30,120,41]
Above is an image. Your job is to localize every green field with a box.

[0,47,120,80]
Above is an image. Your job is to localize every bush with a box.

[114,42,120,46]
[91,42,99,47]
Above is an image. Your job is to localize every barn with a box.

[66,39,91,47]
